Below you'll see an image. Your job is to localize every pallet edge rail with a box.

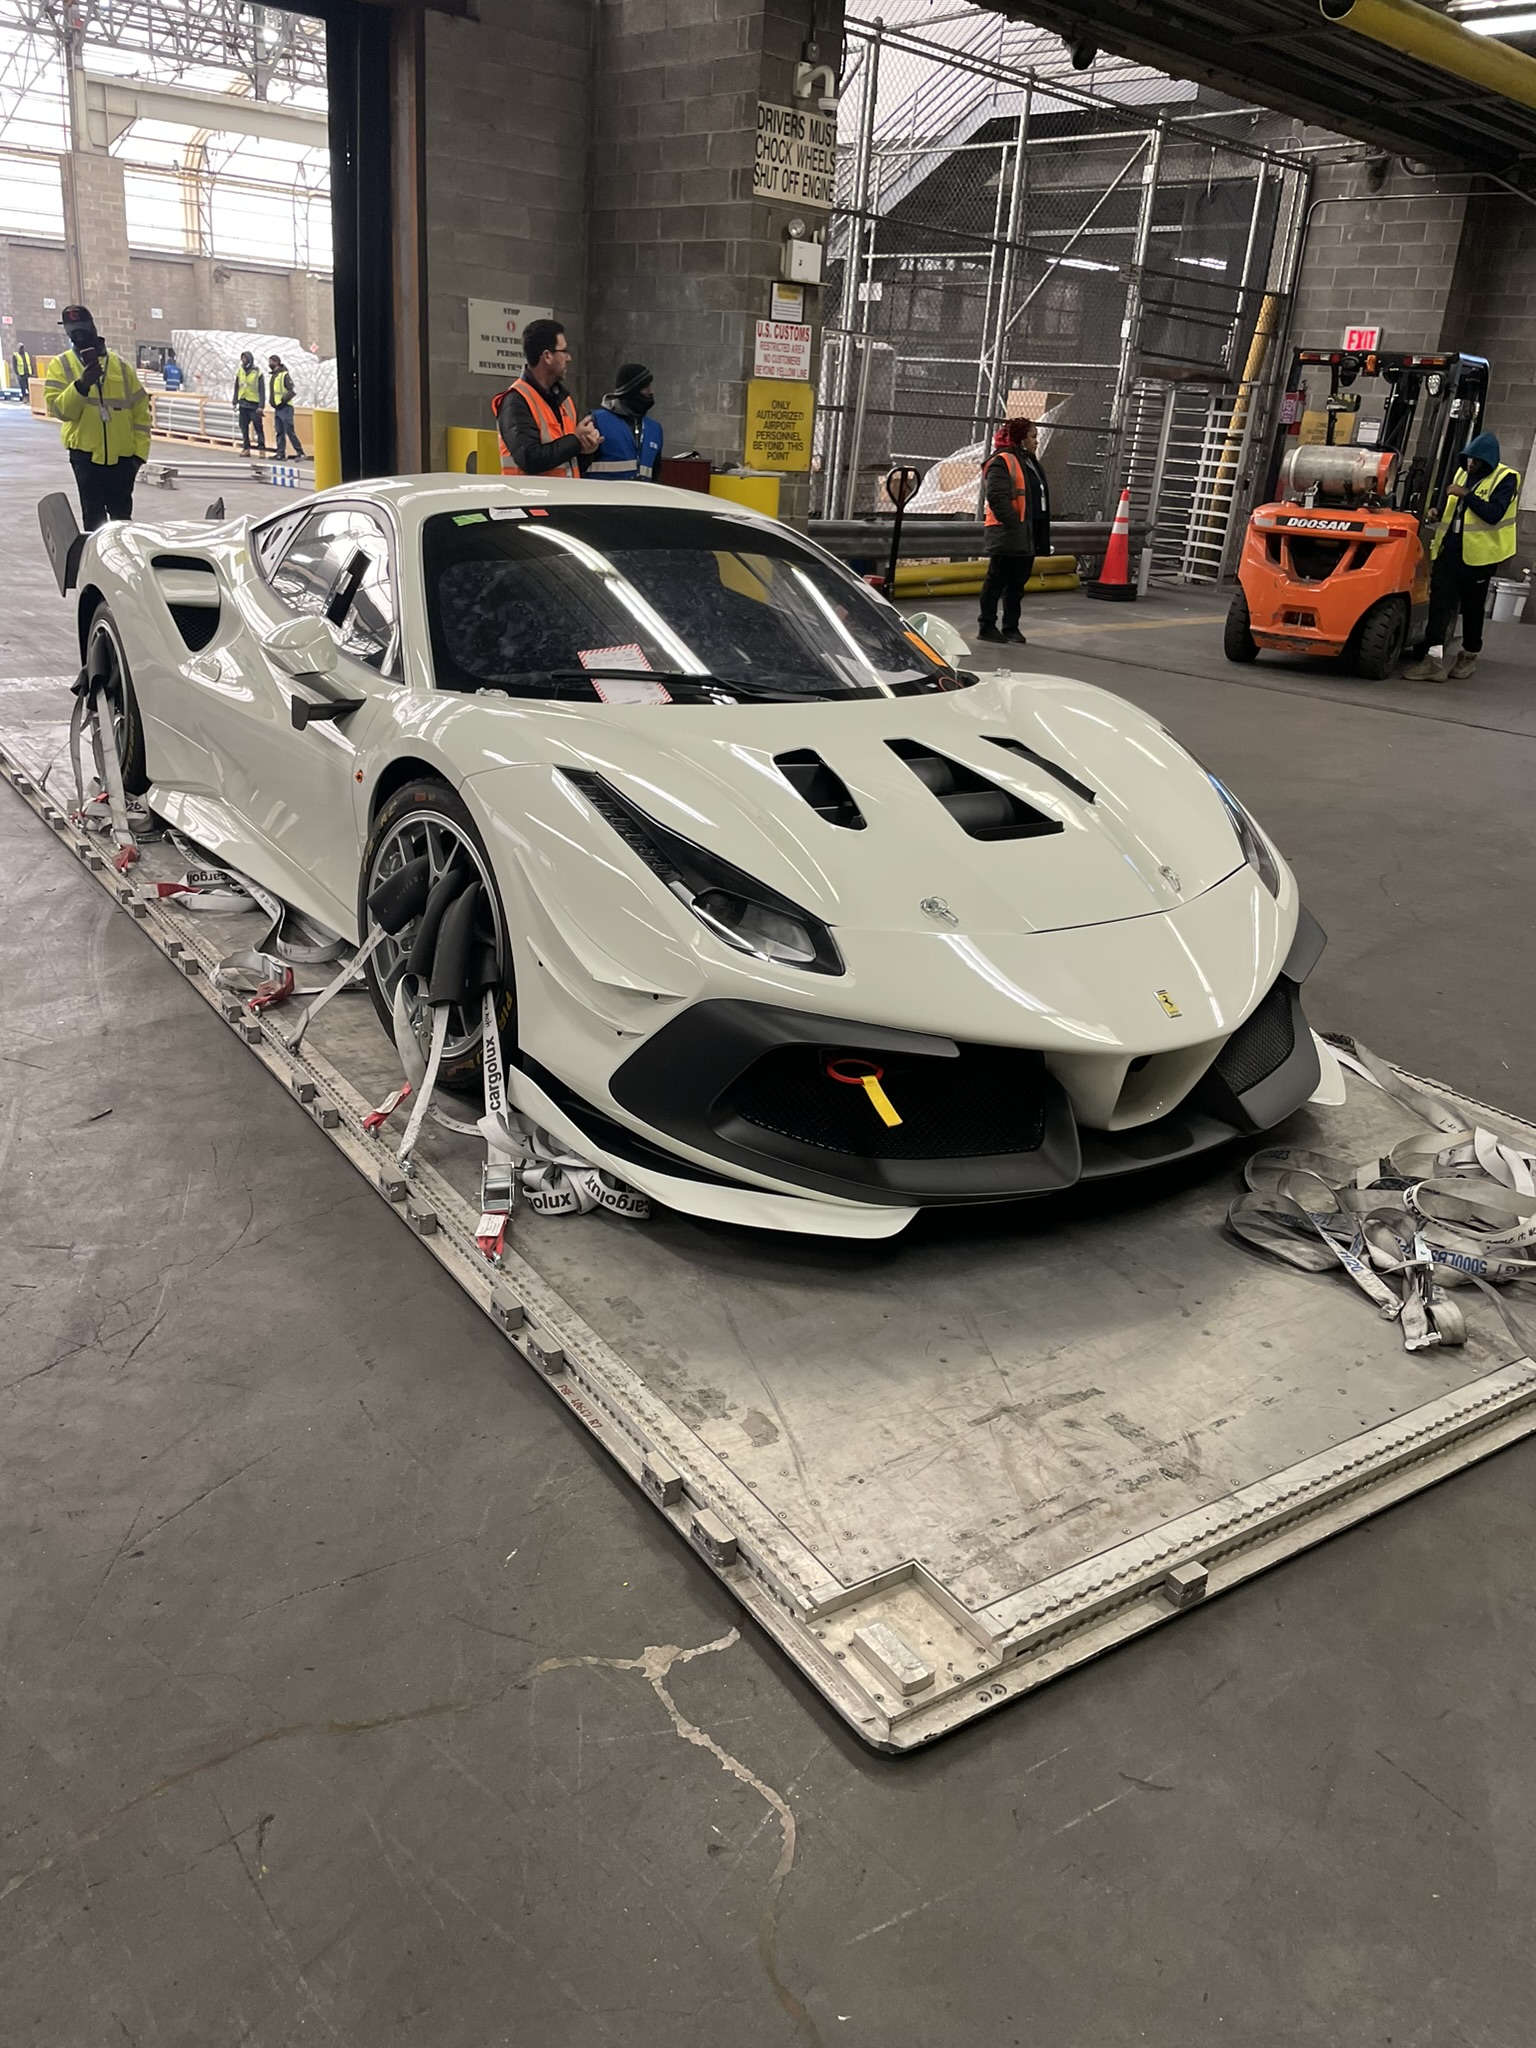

[4,726,1536,1748]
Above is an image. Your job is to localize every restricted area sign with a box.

[744,378,815,472]
[753,320,812,380]
[467,300,552,378]
[1342,324,1382,352]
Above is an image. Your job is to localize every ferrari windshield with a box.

[421,504,948,703]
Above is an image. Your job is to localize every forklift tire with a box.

[1223,589,1259,663]
[1354,597,1408,681]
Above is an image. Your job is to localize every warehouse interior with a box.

[5,0,1536,2042]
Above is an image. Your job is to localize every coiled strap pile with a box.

[1228,1035,1536,1354]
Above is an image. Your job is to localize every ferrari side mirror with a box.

[904,610,971,668]
[262,614,338,678]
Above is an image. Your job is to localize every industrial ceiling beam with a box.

[77,72,328,151]
[978,0,1536,167]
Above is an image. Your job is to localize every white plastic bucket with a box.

[1489,577,1528,624]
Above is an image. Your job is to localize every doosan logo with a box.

[1281,517,1360,532]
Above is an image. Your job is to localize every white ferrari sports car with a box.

[45,475,1328,1238]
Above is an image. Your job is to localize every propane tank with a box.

[1278,444,1398,506]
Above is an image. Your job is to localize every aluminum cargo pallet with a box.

[4,687,1534,1750]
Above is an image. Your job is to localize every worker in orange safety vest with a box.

[492,318,601,478]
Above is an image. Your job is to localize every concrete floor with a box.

[4,400,1536,2046]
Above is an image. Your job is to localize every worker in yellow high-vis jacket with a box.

[1403,430,1521,683]
[44,305,152,530]
[233,350,266,455]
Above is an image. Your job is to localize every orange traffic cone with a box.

[1086,488,1136,603]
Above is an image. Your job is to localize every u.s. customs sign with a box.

[754,102,837,209]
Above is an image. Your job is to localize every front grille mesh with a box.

[723,1044,1049,1159]
[1214,979,1295,1095]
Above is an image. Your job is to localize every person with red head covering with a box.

[979,416,1051,644]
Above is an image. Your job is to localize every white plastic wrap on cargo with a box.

[170,329,337,408]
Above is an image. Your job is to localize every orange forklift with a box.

[1225,348,1489,678]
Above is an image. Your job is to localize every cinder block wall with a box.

[1445,190,1536,550]
[585,0,819,509]
[1287,161,1468,357]
[61,154,136,345]
[418,0,832,508]
[1284,159,1532,569]
[0,237,336,363]
[421,0,594,463]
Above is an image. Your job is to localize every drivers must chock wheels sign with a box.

[753,102,837,207]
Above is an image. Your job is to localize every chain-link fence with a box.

[815,17,1312,576]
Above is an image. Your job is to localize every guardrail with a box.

[807,517,1148,562]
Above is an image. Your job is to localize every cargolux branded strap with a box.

[474,995,649,1234]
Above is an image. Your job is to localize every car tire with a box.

[1353,596,1407,680]
[1223,588,1259,663]
[358,776,518,1102]
[85,603,150,796]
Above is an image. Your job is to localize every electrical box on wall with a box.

[782,239,823,285]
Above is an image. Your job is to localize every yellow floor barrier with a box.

[891,554,1080,599]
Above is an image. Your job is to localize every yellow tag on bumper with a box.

[861,1075,903,1127]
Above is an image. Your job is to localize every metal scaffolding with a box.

[816,14,1316,579]
[0,0,329,266]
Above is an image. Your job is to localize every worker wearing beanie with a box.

[1403,429,1520,683]
[587,362,664,481]
[979,416,1052,644]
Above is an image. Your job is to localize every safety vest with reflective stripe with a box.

[494,376,579,477]
[13,347,33,378]
[44,347,151,465]
[1431,462,1520,568]
[587,406,663,481]
[270,368,295,407]
[983,448,1028,528]
[235,366,263,403]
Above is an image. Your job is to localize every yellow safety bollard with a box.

[709,474,781,518]
[311,407,342,491]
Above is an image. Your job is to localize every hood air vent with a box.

[886,739,1064,842]
[984,736,1095,804]
[774,749,866,830]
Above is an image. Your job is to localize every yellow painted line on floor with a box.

[1033,614,1227,634]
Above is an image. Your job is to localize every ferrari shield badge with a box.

[1156,989,1182,1018]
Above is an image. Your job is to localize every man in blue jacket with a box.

[588,363,663,481]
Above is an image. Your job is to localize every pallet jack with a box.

[1225,348,1489,678]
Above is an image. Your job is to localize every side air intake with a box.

[774,749,866,829]
[886,739,1063,842]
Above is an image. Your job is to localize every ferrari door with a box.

[188,503,404,936]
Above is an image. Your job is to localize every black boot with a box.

[977,623,1004,643]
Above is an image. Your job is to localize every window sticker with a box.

[579,645,671,705]
[453,511,488,526]
[488,506,526,520]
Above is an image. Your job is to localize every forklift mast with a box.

[1262,349,1489,523]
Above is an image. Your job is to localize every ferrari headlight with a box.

[566,771,844,974]
[1208,773,1282,899]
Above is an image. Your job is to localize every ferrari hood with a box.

[474,673,1256,938]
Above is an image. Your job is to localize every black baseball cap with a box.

[60,304,95,327]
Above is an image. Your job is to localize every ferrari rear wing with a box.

[38,493,84,596]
